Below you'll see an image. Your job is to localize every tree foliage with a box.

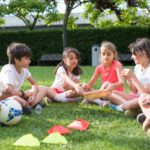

[0,1,6,25]
[83,0,150,28]
[5,0,57,30]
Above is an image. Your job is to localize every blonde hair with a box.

[100,41,118,60]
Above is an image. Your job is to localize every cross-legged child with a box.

[110,38,150,114]
[47,47,84,102]
[0,42,47,114]
[82,41,124,106]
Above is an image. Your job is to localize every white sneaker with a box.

[92,99,104,106]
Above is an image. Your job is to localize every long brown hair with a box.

[54,47,83,76]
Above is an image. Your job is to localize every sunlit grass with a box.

[0,66,150,150]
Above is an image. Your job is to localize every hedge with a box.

[0,26,149,65]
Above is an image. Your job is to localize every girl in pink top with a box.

[96,60,124,92]
[83,41,124,106]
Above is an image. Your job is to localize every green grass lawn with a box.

[0,66,150,150]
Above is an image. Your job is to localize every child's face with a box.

[63,52,78,70]
[131,50,146,65]
[15,56,31,68]
[100,46,114,66]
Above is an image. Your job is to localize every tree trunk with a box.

[62,3,70,48]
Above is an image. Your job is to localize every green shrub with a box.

[0,27,149,65]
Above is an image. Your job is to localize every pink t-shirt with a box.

[96,60,124,91]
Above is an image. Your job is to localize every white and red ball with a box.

[0,98,23,125]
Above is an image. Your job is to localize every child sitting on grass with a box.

[47,47,84,102]
[109,38,150,116]
[82,41,124,106]
[0,42,48,114]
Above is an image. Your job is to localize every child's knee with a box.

[38,86,48,93]
[13,96,27,106]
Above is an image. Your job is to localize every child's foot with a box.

[92,98,104,106]
[22,106,32,115]
[102,101,111,107]
[109,104,124,112]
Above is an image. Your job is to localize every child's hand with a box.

[62,82,72,90]
[122,69,134,78]
[26,92,36,107]
[75,84,84,96]
[28,95,36,107]
[105,84,116,92]
[82,83,91,91]
[23,91,32,99]
[101,82,115,92]
[140,93,150,107]
[100,82,110,90]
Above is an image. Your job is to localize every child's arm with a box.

[62,79,80,91]
[111,64,124,90]
[27,76,38,102]
[131,75,150,94]
[5,84,24,98]
[59,73,83,95]
[85,69,99,90]
[101,65,124,91]
[122,68,149,94]
[126,77,137,94]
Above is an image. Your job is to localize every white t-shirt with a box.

[134,64,150,86]
[0,64,31,91]
[0,80,4,95]
[51,66,80,91]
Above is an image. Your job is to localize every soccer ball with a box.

[0,98,23,125]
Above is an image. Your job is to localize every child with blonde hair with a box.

[82,41,124,106]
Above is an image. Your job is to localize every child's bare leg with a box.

[10,96,27,107]
[65,90,77,98]
[47,88,58,100]
[121,98,139,110]
[138,94,150,133]
[106,92,127,105]
[113,91,138,101]
[31,86,48,107]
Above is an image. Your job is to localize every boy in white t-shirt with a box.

[0,42,47,114]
